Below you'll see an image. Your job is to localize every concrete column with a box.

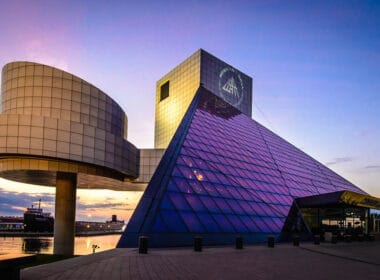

[54,172,77,255]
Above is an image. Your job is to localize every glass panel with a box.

[255,218,271,233]
[202,182,219,197]
[179,211,204,232]
[240,216,260,232]
[184,194,206,212]
[188,180,207,195]
[271,217,285,231]
[160,194,175,210]
[249,202,266,216]
[151,214,168,232]
[237,200,254,215]
[261,203,277,217]
[173,177,193,194]
[197,212,220,232]
[225,199,245,215]
[261,217,276,232]
[160,210,188,232]
[167,192,191,211]
[176,156,186,166]
[181,155,195,167]
[172,166,183,177]
[214,184,232,198]
[177,166,195,180]
[213,198,233,214]
[167,180,179,192]
[227,187,243,200]
[193,157,208,170]
[199,196,220,213]
[226,215,248,232]
[192,169,206,182]
[212,213,235,232]
[204,171,220,183]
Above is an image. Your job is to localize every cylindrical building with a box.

[0,61,139,254]
[0,61,139,185]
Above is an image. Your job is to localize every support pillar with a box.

[54,172,77,255]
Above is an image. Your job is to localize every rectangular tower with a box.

[154,49,252,148]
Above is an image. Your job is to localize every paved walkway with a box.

[21,241,380,280]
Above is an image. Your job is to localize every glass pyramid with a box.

[118,87,366,247]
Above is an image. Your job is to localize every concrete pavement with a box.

[21,241,380,279]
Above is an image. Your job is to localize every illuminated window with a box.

[160,81,169,101]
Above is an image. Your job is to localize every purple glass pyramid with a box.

[118,87,366,247]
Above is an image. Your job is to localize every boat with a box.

[105,214,125,230]
[23,199,54,232]
[5,199,125,235]
[75,215,125,234]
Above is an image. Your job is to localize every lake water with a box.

[0,234,121,255]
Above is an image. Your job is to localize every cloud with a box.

[325,157,354,166]
[113,207,136,211]
[0,190,55,216]
[364,165,380,171]
[76,202,130,210]
[0,186,141,221]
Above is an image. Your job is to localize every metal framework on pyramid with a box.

[118,86,366,247]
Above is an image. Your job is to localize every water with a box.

[0,234,121,255]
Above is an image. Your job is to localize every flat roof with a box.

[296,190,380,210]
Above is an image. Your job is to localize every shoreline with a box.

[0,231,123,238]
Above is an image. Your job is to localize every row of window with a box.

[3,64,82,81]
[166,178,291,213]
[0,136,136,173]
[152,210,284,234]
[3,87,122,113]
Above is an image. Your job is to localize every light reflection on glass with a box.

[193,170,204,181]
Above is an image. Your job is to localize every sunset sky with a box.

[0,0,379,222]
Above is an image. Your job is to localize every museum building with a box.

[118,49,380,247]
[1,49,379,251]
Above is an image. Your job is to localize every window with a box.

[160,81,169,101]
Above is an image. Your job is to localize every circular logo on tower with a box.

[219,67,244,107]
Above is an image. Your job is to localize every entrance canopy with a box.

[296,190,380,210]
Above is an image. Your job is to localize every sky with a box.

[0,0,379,221]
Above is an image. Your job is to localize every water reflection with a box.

[22,238,52,253]
[0,234,121,255]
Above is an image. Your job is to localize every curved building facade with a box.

[0,61,139,255]
[0,62,139,186]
